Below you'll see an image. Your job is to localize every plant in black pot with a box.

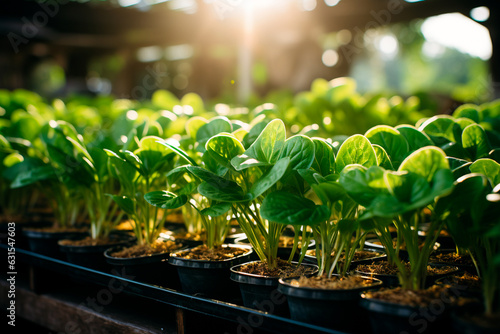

[182,119,319,311]
[434,169,500,334]
[42,121,132,271]
[340,146,458,334]
[262,134,384,332]
[145,123,255,300]
[103,134,187,286]
[11,148,89,258]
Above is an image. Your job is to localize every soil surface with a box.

[25,226,88,233]
[109,240,183,258]
[363,285,454,307]
[237,258,316,278]
[438,272,481,289]
[59,234,132,247]
[167,231,204,242]
[172,245,248,261]
[306,249,384,261]
[429,252,474,266]
[356,261,457,276]
[462,311,500,330]
[289,275,380,290]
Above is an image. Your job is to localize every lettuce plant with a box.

[340,146,455,290]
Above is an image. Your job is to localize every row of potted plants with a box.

[1,84,499,333]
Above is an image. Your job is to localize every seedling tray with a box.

[1,244,347,334]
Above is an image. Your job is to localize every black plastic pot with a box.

[428,249,477,274]
[434,274,482,299]
[104,241,186,288]
[168,244,253,301]
[23,228,89,259]
[451,303,500,334]
[58,231,136,272]
[360,292,452,334]
[230,261,318,317]
[278,275,383,333]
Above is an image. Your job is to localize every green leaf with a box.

[249,157,290,199]
[109,195,135,216]
[279,135,315,170]
[260,191,330,226]
[157,139,198,166]
[335,134,377,173]
[399,146,449,183]
[365,125,409,168]
[311,181,346,206]
[241,119,286,165]
[462,124,491,161]
[419,116,460,146]
[311,138,334,176]
[186,116,208,140]
[201,202,232,217]
[144,191,188,209]
[470,158,500,188]
[196,117,232,151]
[339,165,387,207]
[206,133,245,166]
[198,181,250,202]
[396,125,434,152]
[453,104,480,123]
[372,144,394,170]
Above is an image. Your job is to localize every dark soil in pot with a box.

[23,226,89,259]
[104,239,185,287]
[429,249,476,274]
[230,259,318,316]
[435,272,482,299]
[168,244,253,301]
[304,248,386,269]
[278,274,383,333]
[355,261,459,287]
[161,229,204,248]
[361,285,456,334]
[58,231,136,272]
[451,302,500,334]
[364,238,440,262]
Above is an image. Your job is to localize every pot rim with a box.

[168,243,253,269]
[230,260,319,286]
[278,274,383,300]
[104,241,187,265]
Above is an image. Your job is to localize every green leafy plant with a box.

[175,119,318,269]
[435,173,500,315]
[40,120,123,240]
[340,146,455,290]
[106,135,184,245]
